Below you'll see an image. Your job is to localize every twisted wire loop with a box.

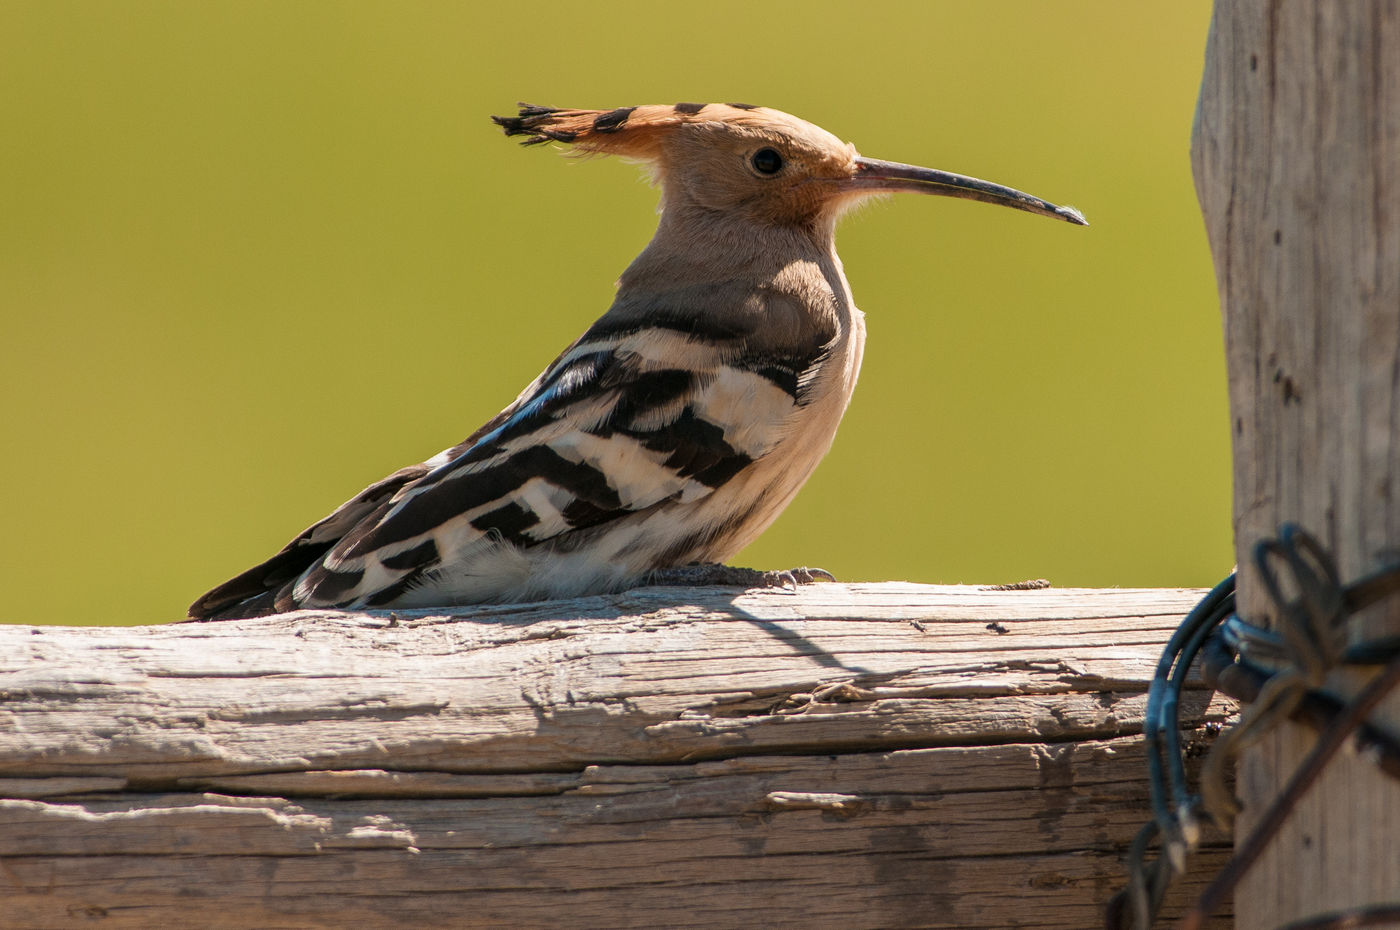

[1106,524,1400,930]
[1106,574,1236,930]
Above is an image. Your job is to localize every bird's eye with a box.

[751,147,784,176]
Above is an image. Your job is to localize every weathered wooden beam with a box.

[1193,3,1400,927]
[0,583,1231,928]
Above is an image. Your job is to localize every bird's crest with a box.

[492,102,771,159]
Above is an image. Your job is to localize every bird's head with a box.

[493,102,1086,233]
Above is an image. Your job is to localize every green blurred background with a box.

[1,1,1228,626]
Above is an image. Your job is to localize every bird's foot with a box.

[646,562,836,591]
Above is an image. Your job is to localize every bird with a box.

[188,102,1086,620]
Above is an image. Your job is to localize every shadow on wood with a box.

[0,582,1233,929]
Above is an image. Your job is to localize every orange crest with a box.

[492,102,770,160]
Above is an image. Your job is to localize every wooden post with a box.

[0,584,1233,928]
[1192,3,1400,927]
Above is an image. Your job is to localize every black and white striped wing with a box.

[283,324,818,609]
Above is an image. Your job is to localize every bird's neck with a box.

[617,204,846,301]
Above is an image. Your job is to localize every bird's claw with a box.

[761,567,837,590]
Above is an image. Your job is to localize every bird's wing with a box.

[190,303,830,617]
[185,463,432,618]
[186,385,544,620]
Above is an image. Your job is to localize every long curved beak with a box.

[850,156,1087,225]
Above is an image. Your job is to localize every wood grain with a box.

[0,583,1232,928]
[1193,4,1400,927]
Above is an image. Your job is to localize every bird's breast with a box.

[689,300,867,559]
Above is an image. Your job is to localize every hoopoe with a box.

[188,102,1085,620]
